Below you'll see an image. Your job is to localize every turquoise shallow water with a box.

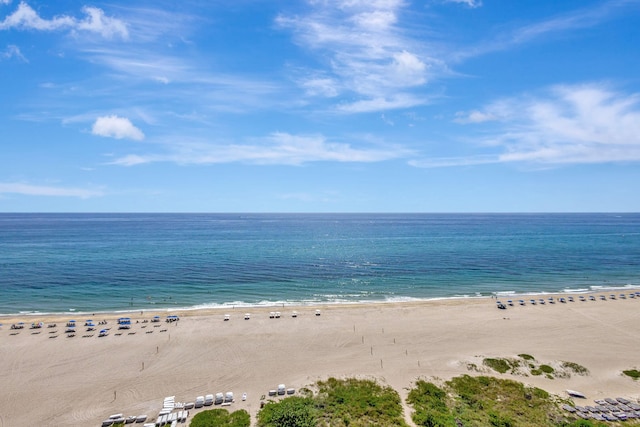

[1,213,639,315]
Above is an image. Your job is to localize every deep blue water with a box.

[1,213,639,314]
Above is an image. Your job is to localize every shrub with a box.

[407,381,456,427]
[623,369,640,380]
[316,377,407,426]
[484,358,515,374]
[560,361,589,376]
[518,354,535,361]
[408,375,571,427]
[257,396,317,427]
[191,408,250,427]
[540,365,555,374]
[258,378,408,427]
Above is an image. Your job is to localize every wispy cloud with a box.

[110,132,413,166]
[1,43,26,61]
[0,182,104,198]
[0,2,128,39]
[444,0,482,8]
[415,83,640,167]
[455,0,637,60]
[92,115,144,141]
[276,0,440,113]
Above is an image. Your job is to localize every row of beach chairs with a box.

[563,397,640,422]
[497,292,640,309]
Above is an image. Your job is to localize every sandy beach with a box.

[1,294,640,426]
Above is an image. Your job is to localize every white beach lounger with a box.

[194,396,205,408]
[567,389,586,398]
[244,313,250,320]
[224,314,230,321]
[215,392,224,404]
[315,309,321,316]
[277,384,286,395]
[204,394,214,406]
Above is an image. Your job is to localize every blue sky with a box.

[1,0,639,212]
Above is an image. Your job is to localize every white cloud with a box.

[1,0,12,5]
[0,2,74,30]
[444,0,482,8]
[0,182,103,198]
[0,2,128,39]
[76,6,128,39]
[277,0,437,112]
[337,94,425,113]
[454,110,497,124]
[92,115,144,141]
[418,83,640,168]
[1,44,26,61]
[109,132,412,166]
[455,0,634,61]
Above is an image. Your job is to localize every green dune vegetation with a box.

[407,375,612,427]
[190,408,251,427]
[623,369,640,380]
[252,374,640,427]
[258,377,408,427]
[474,355,589,380]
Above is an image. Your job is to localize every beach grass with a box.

[257,377,407,427]
[623,369,640,380]
[191,408,250,427]
[407,375,608,427]
[560,361,589,376]
[483,357,519,374]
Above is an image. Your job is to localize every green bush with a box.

[408,375,576,427]
[190,408,250,427]
[484,358,516,374]
[560,361,589,376]
[316,377,408,426]
[257,396,317,427]
[518,354,535,361]
[540,365,555,374]
[257,378,408,427]
[623,369,640,380]
[407,381,456,427]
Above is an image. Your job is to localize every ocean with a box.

[1,213,639,315]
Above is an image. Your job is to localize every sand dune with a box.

[1,294,640,426]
